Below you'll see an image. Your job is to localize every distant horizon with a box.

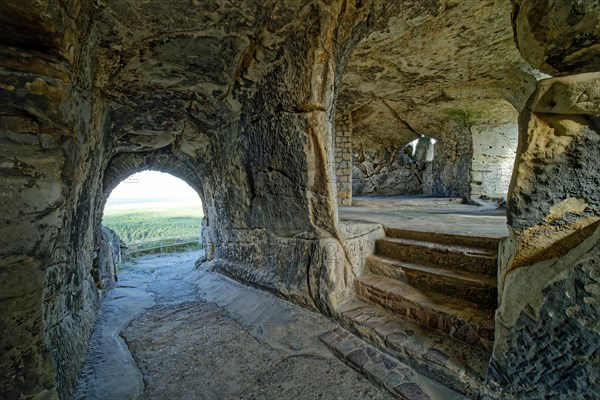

[106,171,202,210]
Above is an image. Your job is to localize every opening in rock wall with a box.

[349,135,436,198]
[328,4,535,387]
[102,170,204,265]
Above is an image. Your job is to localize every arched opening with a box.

[92,149,213,289]
[103,170,203,259]
[75,169,209,399]
[327,1,541,396]
[334,100,522,216]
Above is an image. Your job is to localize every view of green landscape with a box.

[103,206,203,243]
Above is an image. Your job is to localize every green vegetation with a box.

[103,206,203,243]
[442,108,482,125]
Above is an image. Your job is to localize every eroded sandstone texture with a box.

[0,0,599,399]
[493,72,600,398]
[352,139,429,197]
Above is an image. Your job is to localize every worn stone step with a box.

[320,326,467,400]
[376,238,497,276]
[355,274,495,349]
[337,300,497,398]
[366,255,497,307]
[383,227,502,251]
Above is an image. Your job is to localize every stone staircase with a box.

[325,228,501,398]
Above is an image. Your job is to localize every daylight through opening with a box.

[103,170,204,259]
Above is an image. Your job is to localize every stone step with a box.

[355,274,495,350]
[383,227,502,251]
[375,238,497,276]
[320,326,467,400]
[366,255,497,307]
[337,300,496,398]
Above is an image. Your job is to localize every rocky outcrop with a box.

[492,72,600,398]
[512,0,600,76]
[352,139,429,196]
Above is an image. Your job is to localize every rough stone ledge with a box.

[320,326,467,400]
[333,299,507,399]
[531,72,600,115]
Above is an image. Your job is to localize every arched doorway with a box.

[327,1,541,396]
[103,170,203,259]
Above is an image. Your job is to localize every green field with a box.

[103,206,203,243]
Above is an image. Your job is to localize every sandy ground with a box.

[75,197,503,399]
[74,251,391,400]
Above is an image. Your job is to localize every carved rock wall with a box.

[423,126,473,199]
[1,1,598,399]
[491,226,600,398]
[470,122,519,200]
[492,72,600,398]
[0,2,118,398]
[352,137,430,197]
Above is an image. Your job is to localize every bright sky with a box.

[107,170,201,204]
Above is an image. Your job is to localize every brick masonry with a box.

[334,113,353,206]
[320,326,465,399]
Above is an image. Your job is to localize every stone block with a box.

[394,382,431,400]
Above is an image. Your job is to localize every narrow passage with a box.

[74,251,392,399]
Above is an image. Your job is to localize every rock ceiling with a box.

[19,0,544,152]
[338,0,540,147]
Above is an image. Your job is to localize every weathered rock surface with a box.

[352,140,428,197]
[494,71,600,398]
[492,223,600,398]
[92,226,122,290]
[471,121,519,201]
[1,0,598,398]
[337,0,538,151]
[512,0,600,76]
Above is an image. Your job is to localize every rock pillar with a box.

[491,2,600,394]
[423,127,472,199]
[490,72,600,397]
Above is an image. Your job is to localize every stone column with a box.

[192,1,355,313]
[490,72,600,397]
[334,113,353,206]
[424,127,472,199]
[490,0,600,394]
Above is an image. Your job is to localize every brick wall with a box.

[334,113,353,206]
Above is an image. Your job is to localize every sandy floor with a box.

[74,251,391,399]
[74,196,504,399]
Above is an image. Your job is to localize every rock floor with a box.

[340,196,508,238]
[74,250,393,399]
